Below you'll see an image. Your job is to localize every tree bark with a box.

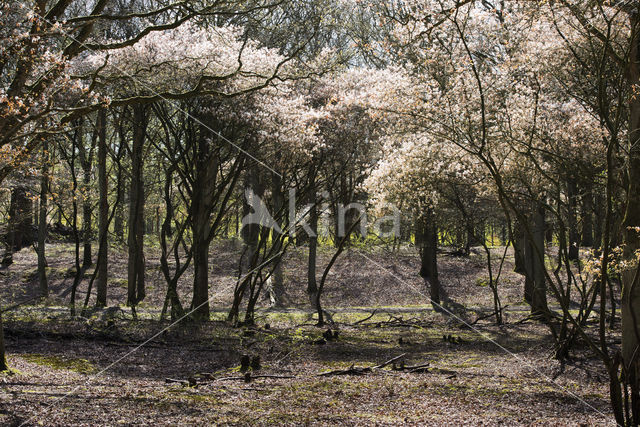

[512,221,526,275]
[114,180,125,238]
[82,186,92,268]
[522,228,534,306]
[79,130,95,269]
[96,109,108,307]
[2,184,33,266]
[581,185,594,247]
[190,124,224,321]
[0,307,7,371]
[37,140,49,297]
[191,230,210,320]
[593,191,604,251]
[126,105,147,311]
[567,178,579,261]
[418,209,440,306]
[530,203,548,315]
[307,167,318,307]
[271,172,285,305]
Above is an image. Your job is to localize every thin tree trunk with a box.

[581,185,594,247]
[307,171,319,307]
[96,109,108,307]
[271,172,285,305]
[531,203,548,315]
[567,178,579,261]
[191,231,210,320]
[522,228,534,306]
[593,191,604,251]
[37,140,49,297]
[418,209,440,306]
[621,14,640,423]
[316,217,362,326]
[82,191,92,268]
[511,220,525,276]
[114,181,124,238]
[127,105,147,313]
[0,307,7,371]
[80,130,95,269]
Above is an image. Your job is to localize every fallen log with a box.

[318,365,372,377]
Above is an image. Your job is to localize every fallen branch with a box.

[351,310,377,325]
[319,353,408,377]
[372,353,406,369]
[361,314,430,329]
[216,374,296,382]
[165,377,196,386]
[169,372,295,386]
[318,365,372,377]
[392,362,430,373]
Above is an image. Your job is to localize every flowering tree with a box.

[364,1,638,423]
[0,0,326,368]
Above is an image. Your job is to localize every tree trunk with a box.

[2,184,33,266]
[190,168,216,322]
[307,169,318,307]
[0,307,7,371]
[79,131,95,269]
[418,210,440,306]
[512,220,526,275]
[127,105,147,311]
[621,14,640,424]
[228,165,262,323]
[271,172,285,305]
[581,185,594,247]
[593,191,604,251]
[190,124,224,322]
[114,180,125,238]
[37,140,49,297]
[522,228,534,306]
[567,178,579,261]
[531,203,548,314]
[96,109,108,307]
[82,187,92,268]
[191,231,210,321]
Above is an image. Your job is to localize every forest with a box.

[0,0,639,425]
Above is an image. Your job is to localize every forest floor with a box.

[0,240,619,425]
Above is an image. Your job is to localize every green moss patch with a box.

[21,353,96,374]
